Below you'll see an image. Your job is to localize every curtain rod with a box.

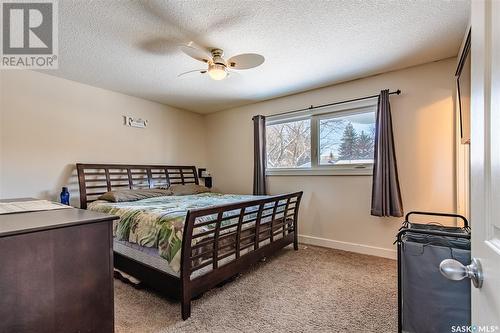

[269,89,401,118]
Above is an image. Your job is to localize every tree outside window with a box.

[319,112,375,165]
[266,119,311,168]
[266,108,376,170]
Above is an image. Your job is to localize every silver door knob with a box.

[439,258,483,288]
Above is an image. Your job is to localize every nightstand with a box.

[198,168,213,188]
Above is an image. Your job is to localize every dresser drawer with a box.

[0,220,114,333]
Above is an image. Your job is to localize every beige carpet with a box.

[115,245,397,333]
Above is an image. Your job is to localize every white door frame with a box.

[470,0,500,328]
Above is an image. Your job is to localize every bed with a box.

[76,163,302,320]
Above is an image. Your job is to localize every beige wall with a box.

[0,59,457,257]
[0,70,207,205]
[205,58,457,257]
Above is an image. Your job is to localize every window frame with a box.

[266,99,377,176]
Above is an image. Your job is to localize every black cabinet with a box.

[0,200,118,333]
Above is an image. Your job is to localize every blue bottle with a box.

[60,187,70,205]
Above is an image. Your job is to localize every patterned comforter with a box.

[88,193,264,272]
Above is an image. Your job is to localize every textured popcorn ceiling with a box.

[42,0,469,113]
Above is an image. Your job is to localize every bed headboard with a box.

[76,163,199,209]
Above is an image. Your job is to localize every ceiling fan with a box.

[178,44,265,81]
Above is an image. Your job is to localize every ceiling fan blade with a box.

[180,44,211,63]
[177,69,207,77]
[227,53,265,70]
[138,37,180,55]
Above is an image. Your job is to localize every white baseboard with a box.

[298,234,397,260]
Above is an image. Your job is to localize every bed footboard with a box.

[180,191,303,320]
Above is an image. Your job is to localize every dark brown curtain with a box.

[252,115,267,195]
[371,90,403,217]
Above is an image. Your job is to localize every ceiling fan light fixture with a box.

[208,63,227,80]
[178,45,264,80]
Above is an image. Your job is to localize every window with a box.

[266,118,311,168]
[318,111,376,166]
[266,102,377,175]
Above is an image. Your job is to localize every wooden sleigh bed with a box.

[76,163,302,320]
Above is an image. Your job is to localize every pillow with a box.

[98,188,173,203]
[168,184,210,196]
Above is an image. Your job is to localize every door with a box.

[470,0,500,327]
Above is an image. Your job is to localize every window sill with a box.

[266,166,373,176]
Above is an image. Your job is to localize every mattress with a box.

[114,239,179,276]
[113,238,268,279]
[88,192,274,274]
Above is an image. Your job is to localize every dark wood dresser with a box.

[0,199,118,333]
